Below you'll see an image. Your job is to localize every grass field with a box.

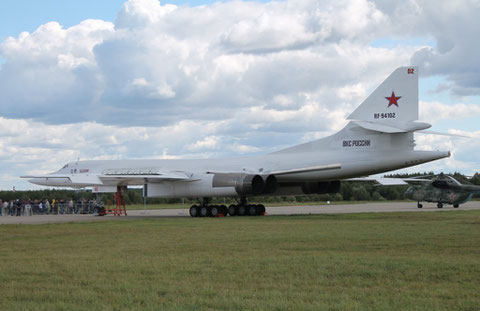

[1,211,480,310]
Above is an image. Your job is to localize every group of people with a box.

[0,199,99,216]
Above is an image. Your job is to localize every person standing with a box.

[8,200,13,216]
[44,199,50,215]
[2,200,7,216]
[24,200,32,216]
[15,199,22,216]
[68,199,74,214]
[2,201,8,216]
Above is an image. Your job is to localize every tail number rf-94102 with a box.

[374,112,396,119]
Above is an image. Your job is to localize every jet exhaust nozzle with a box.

[235,174,264,196]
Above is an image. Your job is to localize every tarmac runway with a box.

[1,201,479,225]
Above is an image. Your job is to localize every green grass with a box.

[1,211,480,310]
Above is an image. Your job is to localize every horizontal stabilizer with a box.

[417,130,470,138]
[352,120,431,133]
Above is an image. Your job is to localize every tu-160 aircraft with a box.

[22,67,450,217]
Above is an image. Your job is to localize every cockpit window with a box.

[62,164,69,169]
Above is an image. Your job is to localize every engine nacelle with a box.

[143,173,279,198]
[234,174,264,195]
[301,181,341,195]
[263,175,278,194]
[212,173,277,196]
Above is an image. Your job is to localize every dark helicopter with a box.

[403,174,480,208]
[353,174,480,208]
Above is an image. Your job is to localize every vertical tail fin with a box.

[272,66,422,154]
[348,67,418,122]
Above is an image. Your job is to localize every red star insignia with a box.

[385,91,401,107]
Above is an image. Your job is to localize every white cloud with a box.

[0,0,412,127]
[420,101,480,123]
[186,136,220,151]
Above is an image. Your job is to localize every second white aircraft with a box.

[23,67,450,217]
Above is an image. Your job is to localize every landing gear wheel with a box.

[219,205,227,215]
[238,205,247,216]
[211,205,219,217]
[228,205,237,216]
[453,204,459,208]
[257,204,266,215]
[248,205,257,216]
[417,202,423,209]
[437,202,443,209]
[189,205,199,217]
[200,206,210,217]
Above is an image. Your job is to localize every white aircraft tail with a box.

[273,66,428,154]
[348,66,418,122]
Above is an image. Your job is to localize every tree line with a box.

[3,172,478,205]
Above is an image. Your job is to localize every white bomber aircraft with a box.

[22,67,450,217]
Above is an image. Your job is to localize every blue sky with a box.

[0,0,124,41]
[0,0,479,190]
[0,0,271,41]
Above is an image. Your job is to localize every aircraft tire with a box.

[248,205,257,216]
[211,205,219,217]
[417,203,423,208]
[228,205,237,216]
[453,204,459,208]
[189,205,199,217]
[200,206,210,217]
[437,202,443,209]
[257,204,266,215]
[238,205,247,216]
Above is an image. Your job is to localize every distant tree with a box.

[371,191,386,201]
[351,186,370,201]
[471,173,480,185]
[332,193,343,201]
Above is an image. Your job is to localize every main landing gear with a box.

[189,197,266,218]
